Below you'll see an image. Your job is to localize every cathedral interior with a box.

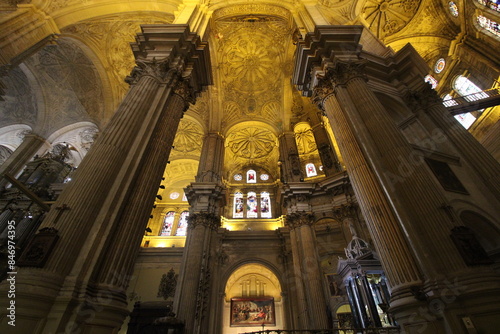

[0,0,499,333]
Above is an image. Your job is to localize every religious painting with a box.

[230,297,275,327]
[425,158,469,194]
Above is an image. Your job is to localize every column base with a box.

[390,271,500,334]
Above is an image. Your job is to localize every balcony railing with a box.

[241,328,400,334]
[443,87,500,115]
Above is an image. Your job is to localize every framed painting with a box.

[230,297,275,327]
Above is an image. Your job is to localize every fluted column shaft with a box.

[288,227,309,329]
[175,214,219,334]
[279,132,303,182]
[286,212,329,329]
[196,132,224,182]
[175,132,225,333]
[341,72,475,277]
[423,89,500,197]
[320,85,423,292]
[96,91,185,287]
[0,134,49,189]
[310,121,340,176]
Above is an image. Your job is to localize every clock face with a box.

[234,174,243,181]
[260,173,269,181]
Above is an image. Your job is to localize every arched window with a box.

[260,192,272,218]
[175,211,189,236]
[477,15,500,37]
[247,191,258,218]
[233,192,244,218]
[477,0,500,12]
[449,1,459,16]
[305,163,317,177]
[451,76,486,129]
[424,75,438,89]
[159,211,175,236]
[246,169,256,183]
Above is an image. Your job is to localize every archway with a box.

[223,263,283,333]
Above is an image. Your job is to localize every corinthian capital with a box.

[311,75,335,112]
[285,212,315,230]
[125,58,179,85]
[188,212,220,231]
[326,59,367,86]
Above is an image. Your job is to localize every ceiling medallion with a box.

[227,127,276,159]
[362,0,421,39]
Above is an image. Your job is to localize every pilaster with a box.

[285,211,329,329]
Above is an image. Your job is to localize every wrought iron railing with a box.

[241,328,400,334]
[443,87,500,114]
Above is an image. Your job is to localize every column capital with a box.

[332,203,357,222]
[324,59,368,86]
[125,58,180,86]
[188,212,220,231]
[285,211,315,230]
[403,83,442,111]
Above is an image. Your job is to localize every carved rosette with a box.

[124,59,179,86]
[285,212,315,230]
[187,212,221,231]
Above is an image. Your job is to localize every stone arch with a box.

[46,121,99,166]
[0,124,33,151]
[459,210,500,259]
[220,260,285,333]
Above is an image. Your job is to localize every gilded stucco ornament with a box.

[362,0,421,39]
[227,127,276,159]
[172,119,203,154]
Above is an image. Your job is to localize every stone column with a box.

[286,212,329,329]
[288,226,309,329]
[174,132,225,333]
[0,24,211,334]
[307,109,341,176]
[0,133,49,189]
[407,84,500,197]
[313,75,423,296]
[278,132,303,182]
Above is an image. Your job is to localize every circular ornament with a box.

[434,58,446,74]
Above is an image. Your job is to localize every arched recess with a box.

[222,262,284,333]
[46,121,99,167]
[0,124,33,151]
[459,210,500,261]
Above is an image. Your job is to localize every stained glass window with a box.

[246,170,256,183]
[159,211,175,236]
[449,1,459,16]
[424,75,438,89]
[170,191,180,200]
[477,0,500,13]
[305,163,317,177]
[175,211,189,236]
[260,192,272,218]
[234,173,242,181]
[477,15,500,37]
[451,76,487,129]
[434,58,446,73]
[234,192,244,218]
[260,173,269,181]
[247,191,258,218]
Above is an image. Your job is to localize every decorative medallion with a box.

[434,58,446,73]
[173,119,203,154]
[362,0,421,39]
[227,127,276,159]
